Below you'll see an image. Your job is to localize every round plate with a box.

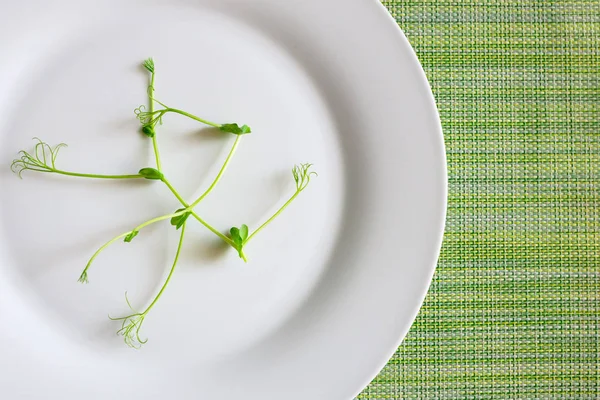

[0,1,446,399]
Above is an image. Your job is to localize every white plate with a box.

[0,0,446,399]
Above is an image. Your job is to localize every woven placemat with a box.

[359,1,599,398]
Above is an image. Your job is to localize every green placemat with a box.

[359,1,600,399]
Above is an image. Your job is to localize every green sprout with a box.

[11,58,316,348]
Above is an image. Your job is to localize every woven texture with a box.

[359,1,600,399]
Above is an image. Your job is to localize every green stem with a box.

[142,221,186,314]
[159,176,235,249]
[78,210,187,283]
[149,73,156,113]
[152,135,162,171]
[245,191,301,245]
[50,170,143,180]
[79,233,128,283]
[161,177,189,207]
[190,211,234,247]
[134,211,187,231]
[163,108,221,128]
[149,70,162,171]
[189,135,241,208]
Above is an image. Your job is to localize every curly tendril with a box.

[108,292,148,349]
[143,58,155,74]
[111,313,148,349]
[292,163,318,191]
[10,138,68,178]
[134,105,166,126]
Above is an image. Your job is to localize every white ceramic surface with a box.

[0,0,446,399]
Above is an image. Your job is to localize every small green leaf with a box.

[230,227,241,243]
[239,224,248,240]
[170,209,191,230]
[142,125,155,138]
[139,168,163,180]
[219,123,252,135]
[124,231,139,243]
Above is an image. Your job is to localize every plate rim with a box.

[348,1,447,398]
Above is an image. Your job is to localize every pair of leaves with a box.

[139,167,163,180]
[219,123,251,135]
[170,209,191,230]
[230,224,248,259]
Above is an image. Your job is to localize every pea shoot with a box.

[10,58,316,348]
